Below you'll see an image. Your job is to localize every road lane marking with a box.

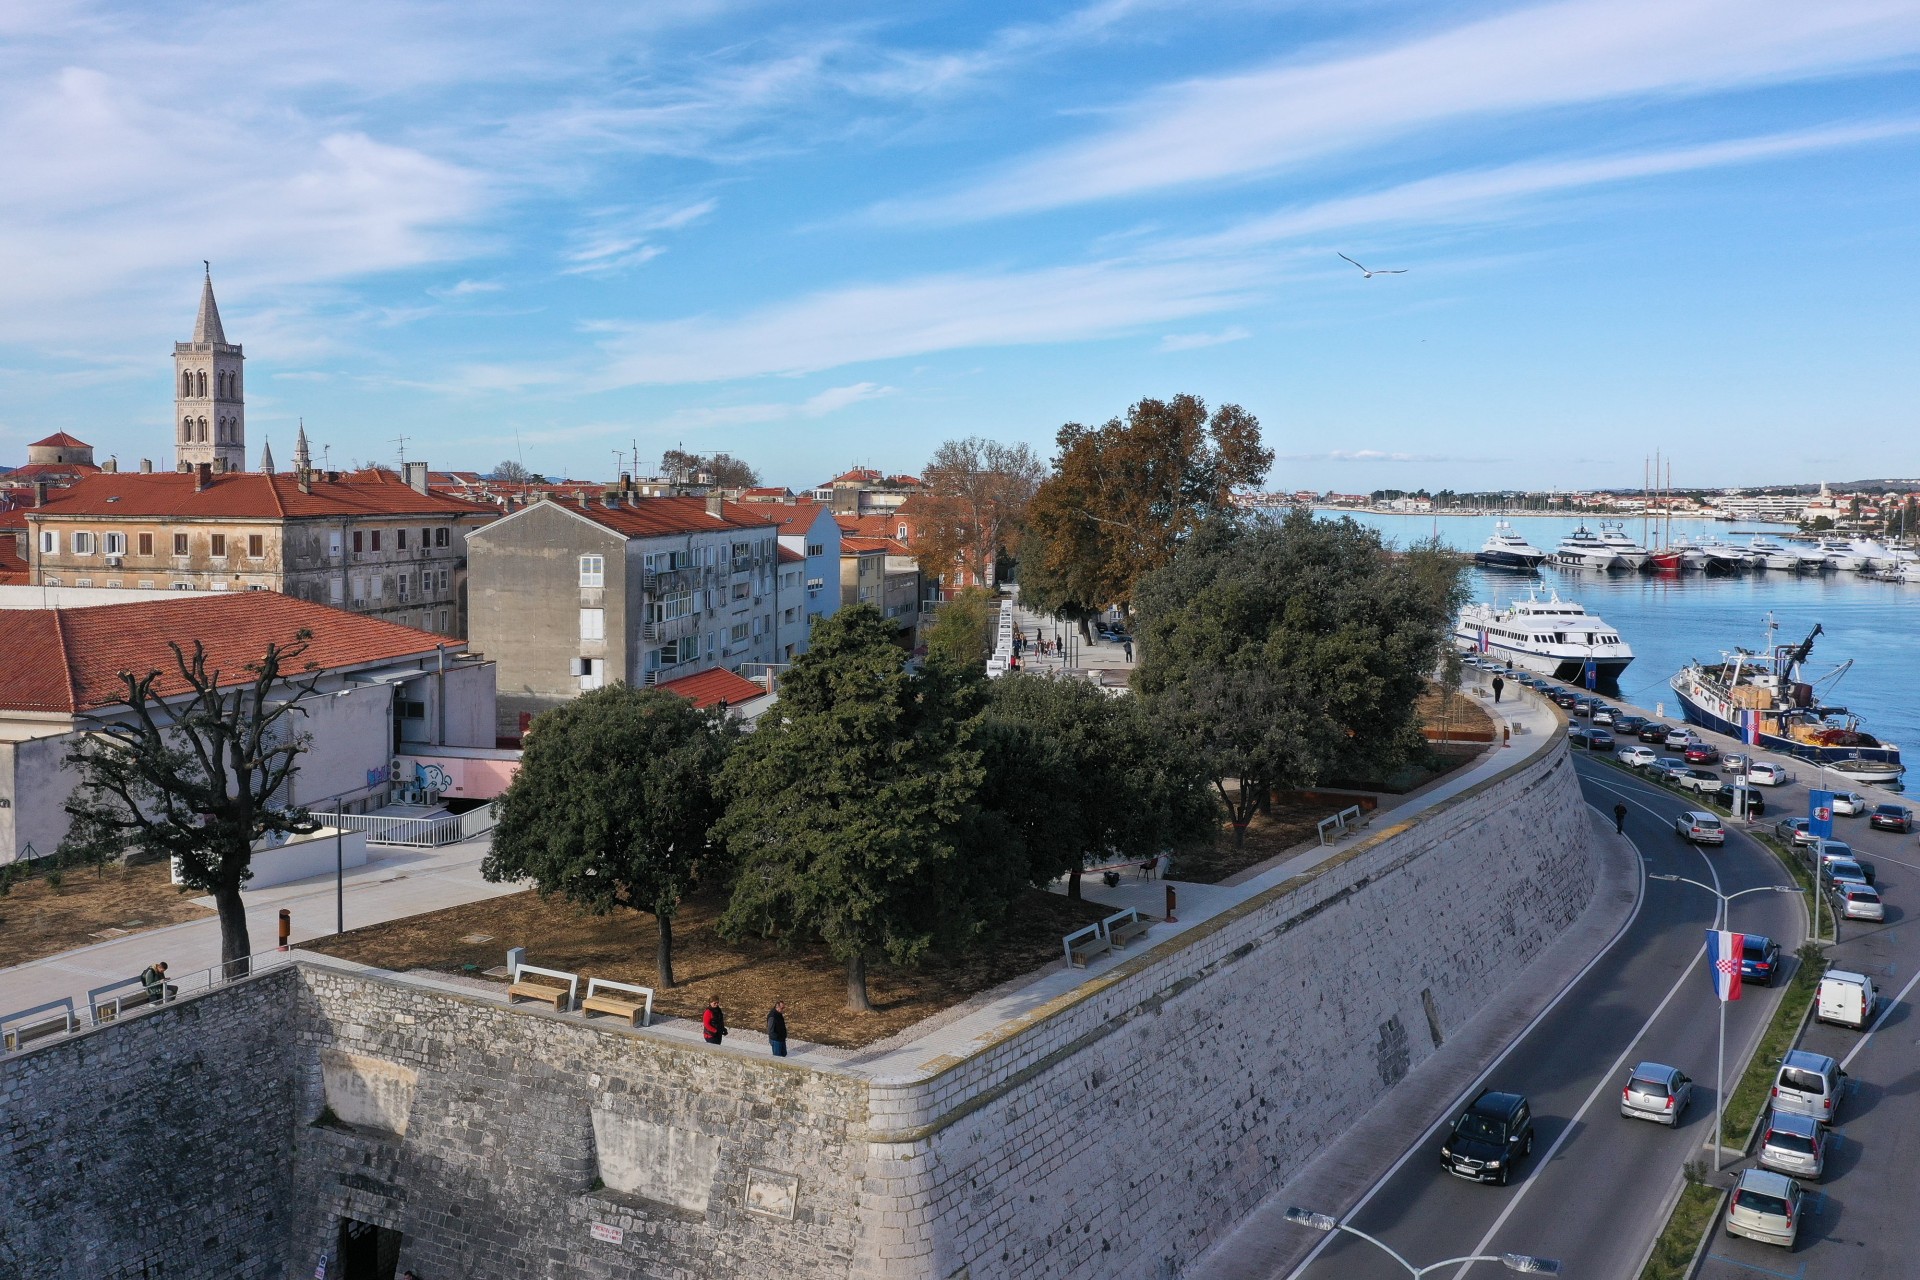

[1839,961,1920,1072]
[1279,810,1650,1280]
[1444,925,1707,1278]
[1705,1255,1806,1279]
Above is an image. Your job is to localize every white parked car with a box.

[1617,745,1658,768]
[1746,762,1794,787]
[1665,728,1699,749]
[1830,791,1867,816]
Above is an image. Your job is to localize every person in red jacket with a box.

[702,998,727,1045]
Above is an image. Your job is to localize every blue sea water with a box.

[1318,511,1920,755]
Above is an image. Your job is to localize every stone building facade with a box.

[24,466,493,636]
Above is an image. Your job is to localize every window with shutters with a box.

[38,530,57,554]
[138,533,154,556]
[209,534,227,559]
[580,608,605,641]
[248,534,264,558]
[371,531,383,552]
[72,531,95,555]
[397,529,409,550]
[174,533,189,556]
[352,530,364,554]
[435,527,450,548]
[104,533,127,556]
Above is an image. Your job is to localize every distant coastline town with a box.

[1244,481,1920,535]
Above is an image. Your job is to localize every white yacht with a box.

[1748,534,1827,573]
[1474,522,1546,571]
[1455,591,1634,683]
[1818,538,1870,572]
[1549,525,1627,571]
[1595,522,1650,570]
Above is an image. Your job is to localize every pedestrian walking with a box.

[140,960,175,1003]
[1123,638,1134,663]
[766,1001,788,1057]
[702,998,727,1045]
[1491,674,1505,703]
[1614,802,1627,835]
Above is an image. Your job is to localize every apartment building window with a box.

[438,609,448,632]
[72,532,95,555]
[173,582,193,591]
[437,568,449,592]
[398,573,410,601]
[211,580,229,591]
[38,530,58,554]
[579,554,605,588]
[331,578,344,604]
[138,533,153,556]
[731,581,749,601]
[371,531,383,552]
[330,531,343,558]
[434,527,450,548]
[138,580,154,589]
[209,534,227,559]
[104,533,127,556]
[806,542,824,557]
[420,527,431,549]
[76,578,93,588]
[173,533,189,556]
[371,575,384,600]
[806,577,825,596]
[352,531,364,554]
[397,529,409,550]
[727,622,751,645]
[247,534,264,558]
[580,608,605,641]
[651,591,692,623]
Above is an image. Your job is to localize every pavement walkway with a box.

[0,831,519,1016]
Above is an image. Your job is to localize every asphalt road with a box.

[1286,757,1802,1280]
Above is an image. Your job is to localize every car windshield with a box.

[1735,1189,1791,1217]
[1454,1114,1504,1143]
[1629,1076,1670,1097]
[1768,1130,1816,1155]
[1781,1067,1827,1093]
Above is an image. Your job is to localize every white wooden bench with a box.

[1063,923,1113,968]
[87,976,161,1025]
[1103,908,1153,949]
[2,998,78,1053]
[580,977,654,1027]
[507,962,578,1011]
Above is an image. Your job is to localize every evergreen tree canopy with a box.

[484,684,735,987]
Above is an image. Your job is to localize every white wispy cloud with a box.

[1158,326,1251,351]
[888,0,1920,221]
[801,381,896,415]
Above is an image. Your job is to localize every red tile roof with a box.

[552,495,775,539]
[30,469,494,521]
[9,463,100,477]
[840,535,910,555]
[0,538,26,586]
[740,487,793,500]
[719,499,827,535]
[29,432,91,449]
[655,667,769,709]
[834,513,903,538]
[0,594,453,713]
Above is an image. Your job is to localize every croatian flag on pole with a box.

[1740,709,1762,746]
[1478,627,1490,654]
[1706,930,1744,1002]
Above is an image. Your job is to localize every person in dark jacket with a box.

[702,998,727,1045]
[140,961,175,1003]
[766,1001,788,1057]
[1614,802,1627,835]
[1491,674,1505,703]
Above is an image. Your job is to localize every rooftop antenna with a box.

[393,432,410,468]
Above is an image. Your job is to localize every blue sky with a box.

[3,0,1919,492]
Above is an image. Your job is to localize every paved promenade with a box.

[0,832,518,1015]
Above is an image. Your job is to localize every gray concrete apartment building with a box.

[467,494,784,739]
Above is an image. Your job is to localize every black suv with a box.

[1441,1089,1535,1185]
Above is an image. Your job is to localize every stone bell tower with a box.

[174,264,246,473]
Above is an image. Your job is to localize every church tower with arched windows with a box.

[173,265,246,472]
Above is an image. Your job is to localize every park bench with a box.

[2,998,79,1053]
[1063,923,1113,968]
[87,976,161,1025]
[1104,909,1153,949]
[507,963,578,1011]
[580,978,654,1028]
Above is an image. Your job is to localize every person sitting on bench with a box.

[140,961,177,1003]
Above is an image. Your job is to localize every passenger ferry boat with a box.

[1474,521,1547,571]
[1455,591,1634,683]
[1669,620,1904,782]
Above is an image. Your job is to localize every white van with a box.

[1816,970,1877,1030]
[1772,1050,1844,1124]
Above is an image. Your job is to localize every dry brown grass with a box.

[0,860,213,968]
[307,886,1109,1048]
[1417,682,1496,740]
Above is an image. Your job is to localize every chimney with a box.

[297,467,311,495]
[705,493,725,519]
[325,470,341,484]
[104,456,118,474]
[195,462,212,492]
[33,480,49,508]
[619,472,633,498]
[140,458,153,474]
[404,460,429,494]
[576,491,590,508]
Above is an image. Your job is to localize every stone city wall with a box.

[0,732,1594,1280]
[0,966,299,1278]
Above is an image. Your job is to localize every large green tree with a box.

[1133,510,1465,841]
[61,634,323,975]
[914,437,1045,590]
[714,605,1002,1012]
[921,586,998,673]
[1023,394,1272,622]
[484,685,735,987]
[978,673,1215,897]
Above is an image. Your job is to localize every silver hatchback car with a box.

[1726,1168,1803,1249]
[1758,1109,1826,1181]
[1620,1062,1693,1126]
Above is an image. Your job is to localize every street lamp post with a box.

[1648,875,1798,1170]
[1283,1208,1561,1275]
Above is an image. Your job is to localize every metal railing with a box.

[2,947,297,1056]
[329,806,494,848]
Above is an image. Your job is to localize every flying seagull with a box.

[1339,253,1406,278]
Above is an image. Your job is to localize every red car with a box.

[1684,743,1721,765]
